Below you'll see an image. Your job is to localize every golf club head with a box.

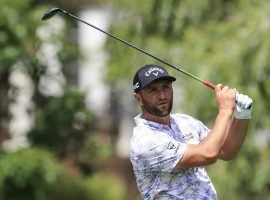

[42,7,62,21]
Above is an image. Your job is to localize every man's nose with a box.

[157,90,166,100]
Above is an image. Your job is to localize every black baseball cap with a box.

[133,64,176,92]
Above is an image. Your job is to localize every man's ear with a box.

[134,92,143,106]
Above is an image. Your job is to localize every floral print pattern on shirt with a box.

[130,114,217,200]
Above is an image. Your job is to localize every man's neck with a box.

[142,112,170,126]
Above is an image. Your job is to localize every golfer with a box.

[130,64,253,199]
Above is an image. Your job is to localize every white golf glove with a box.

[234,92,253,119]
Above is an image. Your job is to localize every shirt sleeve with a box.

[171,114,211,143]
[195,119,211,142]
[183,114,211,142]
[133,131,187,173]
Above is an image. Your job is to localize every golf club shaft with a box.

[42,8,216,90]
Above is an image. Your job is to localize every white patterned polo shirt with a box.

[130,114,217,200]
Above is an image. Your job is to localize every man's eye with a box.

[148,89,155,93]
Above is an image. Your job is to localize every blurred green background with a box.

[0,0,270,199]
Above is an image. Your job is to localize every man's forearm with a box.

[175,110,234,168]
[201,110,233,158]
[219,118,249,160]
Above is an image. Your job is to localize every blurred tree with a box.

[0,0,125,198]
[0,148,61,200]
[28,88,92,157]
[104,0,270,199]
[0,148,125,200]
[0,0,112,173]
[27,87,114,174]
[0,0,78,156]
[0,0,67,145]
[0,0,43,144]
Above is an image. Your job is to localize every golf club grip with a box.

[205,83,252,109]
[202,81,216,90]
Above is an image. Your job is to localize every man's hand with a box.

[215,84,237,114]
[234,92,253,119]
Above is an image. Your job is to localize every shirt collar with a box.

[134,114,176,131]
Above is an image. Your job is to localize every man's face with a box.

[137,79,173,117]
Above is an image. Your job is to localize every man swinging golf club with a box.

[130,64,253,200]
[41,8,253,199]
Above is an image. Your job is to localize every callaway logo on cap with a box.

[133,64,176,92]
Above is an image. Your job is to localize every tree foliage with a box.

[0,0,46,142]
[0,0,89,156]
[0,148,61,200]
[0,148,125,200]
[0,0,125,197]
[0,0,75,142]
[28,88,92,157]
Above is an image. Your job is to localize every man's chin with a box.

[156,111,170,117]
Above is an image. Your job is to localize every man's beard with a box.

[141,96,173,117]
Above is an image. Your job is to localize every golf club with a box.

[42,7,216,90]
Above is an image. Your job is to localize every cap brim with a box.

[155,76,176,82]
[140,75,176,90]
